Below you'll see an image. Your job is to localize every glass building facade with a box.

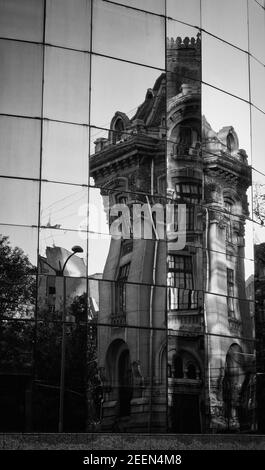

[0,0,264,433]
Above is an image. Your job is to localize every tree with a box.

[0,235,36,319]
[0,235,98,431]
[0,235,36,373]
[253,183,265,225]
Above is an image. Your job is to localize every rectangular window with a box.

[175,183,202,204]
[168,255,197,310]
[169,288,199,310]
[116,263,130,313]
[174,184,202,231]
[168,255,193,289]
[227,268,235,316]
[47,276,56,296]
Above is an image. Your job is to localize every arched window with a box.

[187,362,197,379]
[227,132,234,152]
[113,118,124,144]
[173,355,183,378]
[177,126,192,155]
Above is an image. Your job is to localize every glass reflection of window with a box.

[227,268,235,317]
[168,255,193,289]
[174,183,202,232]
[174,204,195,232]
[177,126,192,155]
[116,262,130,313]
[168,255,198,310]
[225,199,233,243]
[113,118,124,144]
[227,132,235,153]
[175,183,202,204]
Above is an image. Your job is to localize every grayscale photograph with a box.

[0,0,265,462]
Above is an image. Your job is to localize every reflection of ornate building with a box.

[90,35,254,432]
[90,71,167,432]
[254,243,265,432]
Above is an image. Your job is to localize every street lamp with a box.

[58,245,84,433]
[38,245,84,432]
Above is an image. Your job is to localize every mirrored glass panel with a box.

[43,46,90,124]
[0,178,39,226]
[90,279,166,330]
[205,329,255,432]
[253,218,265,266]
[245,220,255,261]
[166,21,201,147]
[34,319,62,431]
[253,169,265,227]
[204,250,254,301]
[102,0,166,15]
[250,57,265,114]
[64,322,88,431]
[166,0,200,26]
[202,84,251,158]
[0,116,41,179]
[85,322,167,432]
[201,0,248,50]
[37,274,87,321]
[88,233,165,287]
[90,125,166,163]
[0,324,35,431]
[0,277,36,320]
[0,228,37,320]
[197,209,254,259]
[204,292,255,342]
[249,0,265,65]
[93,0,165,68]
[42,121,89,185]
[0,224,38,267]
[254,229,265,434]
[0,319,34,372]
[40,182,88,231]
[90,55,164,130]
[45,0,91,50]
[251,106,265,175]
[90,134,166,192]
[0,40,43,117]
[39,228,88,276]
[167,331,205,433]
[88,236,110,279]
[0,0,44,42]
[88,187,168,284]
[202,33,249,101]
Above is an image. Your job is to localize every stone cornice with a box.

[90,135,163,176]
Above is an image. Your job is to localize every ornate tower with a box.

[90,71,167,432]
[90,33,254,433]
[203,117,253,431]
[166,34,205,433]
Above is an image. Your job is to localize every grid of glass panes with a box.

[0,0,263,435]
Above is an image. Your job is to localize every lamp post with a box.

[40,245,84,432]
[58,245,84,433]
